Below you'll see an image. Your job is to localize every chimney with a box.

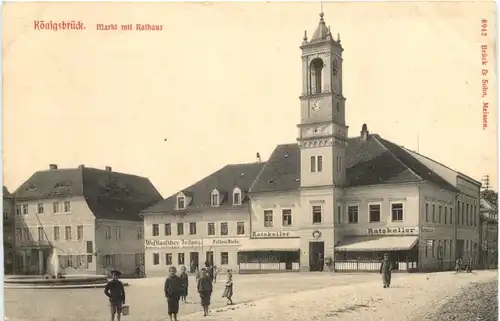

[78,164,85,169]
[360,124,369,141]
[105,166,112,172]
[49,164,58,170]
[256,153,261,163]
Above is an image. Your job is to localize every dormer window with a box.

[177,196,185,209]
[211,189,220,207]
[233,187,242,205]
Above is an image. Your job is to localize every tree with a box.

[481,189,498,210]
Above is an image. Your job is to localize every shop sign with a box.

[145,239,202,249]
[203,238,242,247]
[420,227,435,233]
[366,227,418,236]
[251,231,298,238]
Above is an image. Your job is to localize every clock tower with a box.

[297,12,348,188]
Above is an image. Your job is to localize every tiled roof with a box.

[143,162,265,214]
[250,134,460,193]
[14,167,163,221]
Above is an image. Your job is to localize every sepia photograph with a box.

[2,2,498,321]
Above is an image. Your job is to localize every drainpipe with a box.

[417,183,422,272]
[453,193,460,264]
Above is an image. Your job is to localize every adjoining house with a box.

[4,186,16,274]
[141,162,264,277]
[479,197,498,268]
[13,164,162,276]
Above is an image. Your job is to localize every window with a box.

[164,223,171,236]
[177,197,185,209]
[22,204,28,215]
[54,226,60,241]
[369,204,381,222]
[391,203,404,221]
[317,156,323,172]
[461,202,465,225]
[53,202,60,213]
[211,193,219,206]
[77,226,83,240]
[237,222,245,235]
[221,222,228,236]
[432,205,435,223]
[152,224,159,236]
[37,203,44,214]
[450,208,453,224]
[282,209,292,226]
[65,226,72,240]
[189,222,197,235]
[466,204,470,226]
[431,240,435,257]
[15,228,22,241]
[443,240,448,258]
[348,205,358,223]
[165,253,172,265]
[264,210,274,227]
[138,227,143,239]
[233,192,241,205]
[208,223,215,236]
[425,203,429,221]
[16,204,21,216]
[444,207,448,224]
[336,205,342,223]
[438,206,442,223]
[425,240,434,258]
[105,226,111,239]
[178,253,185,265]
[116,227,121,240]
[24,228,31,241]
[153,253,160,265]
[64,201,71,212]
[310,156,316,172]
[177,223,184,235]
[312,205,322,224]
[38,227,44,241]
[3,210,8,220]
[457,201,461,224]
[221,252,229,265]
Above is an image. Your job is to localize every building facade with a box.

[141,163,263,277]
[12,164,162,276]
[479,197,498,268]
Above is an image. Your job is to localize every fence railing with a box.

[239,262,300,272]
[334,260,418,272]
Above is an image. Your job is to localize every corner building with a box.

[141,163,263,276]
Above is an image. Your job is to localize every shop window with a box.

[221,252,229,265]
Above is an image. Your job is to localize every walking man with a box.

[104,270,126,321]
[379,253,392,288]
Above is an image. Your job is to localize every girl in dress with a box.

[222,270,233,305]
[179,266,189,303]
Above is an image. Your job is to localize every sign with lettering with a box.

[203,238,243,247]
[251,231,298,238]
[145,239,202,249]
[366,227,419,236]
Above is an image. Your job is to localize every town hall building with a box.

[141,12,481,275]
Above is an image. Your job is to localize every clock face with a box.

[311,100,322,112]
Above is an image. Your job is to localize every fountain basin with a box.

[4,275,129,289]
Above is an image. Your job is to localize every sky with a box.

[3,1,497,198]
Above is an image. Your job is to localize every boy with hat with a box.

[104,270,126,321]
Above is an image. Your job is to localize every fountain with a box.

[5,248,116,289]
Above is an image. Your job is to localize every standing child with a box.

[179,266,189,303]
[104,270,126,321]
[164,266,182,321]
[222,270,234,305]
[195,267,201,283]
[197,268,213,316]
[213,265,218,283]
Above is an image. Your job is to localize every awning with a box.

[238,238,300,252]
[335,236,418,252]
